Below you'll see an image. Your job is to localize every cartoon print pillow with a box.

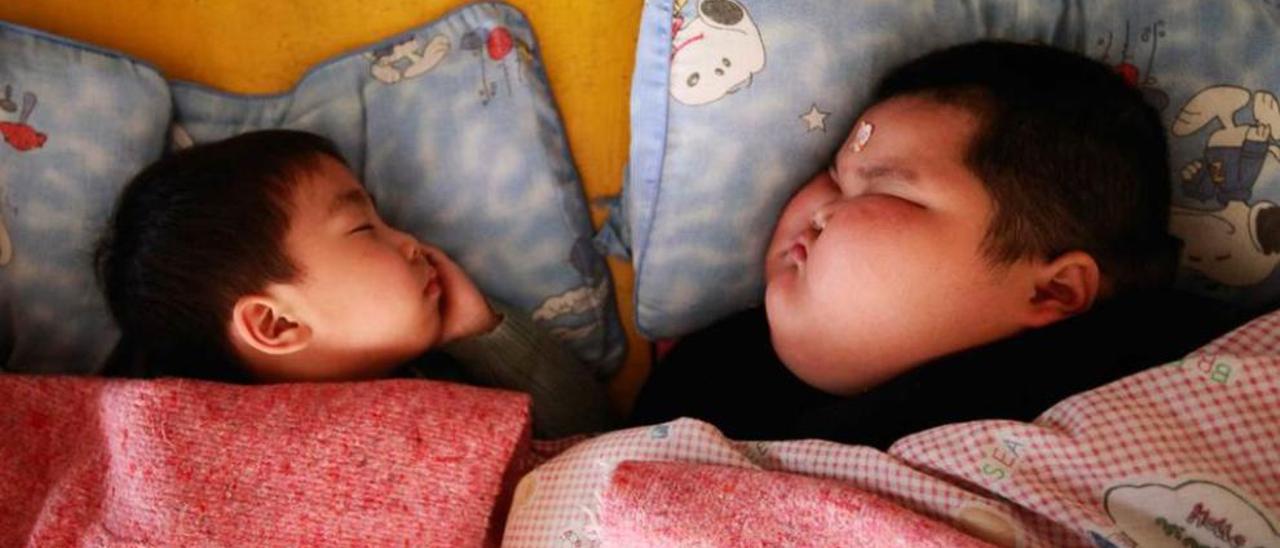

[0,23,170,373]
[0,2,625,375]
[602,0,1280,339]
[600,0,1044,338]
[171,3,623,372]
[1127,8,1280,306]
[1047,1,1280,307]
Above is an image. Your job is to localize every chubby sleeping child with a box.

[95,130,617,438]
[632,41,1253,448]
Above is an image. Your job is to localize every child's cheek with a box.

[779,182,833,227]
[816,199,931,276]
[838,195,923,231]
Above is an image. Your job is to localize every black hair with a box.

[94,129,345,382]
[873,40,1179,295]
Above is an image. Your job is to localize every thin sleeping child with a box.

[632,40,1254,448]
[95,129,616,438]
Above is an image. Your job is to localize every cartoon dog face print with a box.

[669,0,765,105]
[1173,86,1280,205]
[365,35,451,85]
[1169,200,1280,287]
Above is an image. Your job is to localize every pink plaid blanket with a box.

[505,310,1280,547]
[0,376,531,546]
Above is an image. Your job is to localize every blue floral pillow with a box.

[1,2,625,375]
[601,0,1280,339]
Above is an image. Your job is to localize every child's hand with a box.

[421,246,501,344]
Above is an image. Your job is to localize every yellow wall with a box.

[0,0,650,410]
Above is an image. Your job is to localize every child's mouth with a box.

[423,271,441,298]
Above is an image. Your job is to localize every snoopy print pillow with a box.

[602,0,1028,338]
[1087,0,1280,310]
[0,23,170,373]
[603,0,1280,339]
[0,2,624,375]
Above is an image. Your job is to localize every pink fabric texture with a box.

[601,461,992,547]
[0,376,532,546]
[504,310,1280,547]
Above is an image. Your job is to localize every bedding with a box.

[2,1,1278,545]
[604,0,1280,338]
[0,2,625,376]
[0,23,169,374]
[0,376,532,546]
[600,461,992,546]
[503,308,1280,547]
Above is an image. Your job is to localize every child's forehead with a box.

[840,98,980,165]
[854,95,979,134]
[286,157,369,216]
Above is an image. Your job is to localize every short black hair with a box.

[94,129,345,381]
[873,40,1179,295]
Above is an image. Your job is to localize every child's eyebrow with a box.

[328,188,374,216]
[856,163,918,184]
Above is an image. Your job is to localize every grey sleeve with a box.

[441,302,619,438]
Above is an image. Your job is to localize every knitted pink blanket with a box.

[0,376,531,547]
[601,461,992,546]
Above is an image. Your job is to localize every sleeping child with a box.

[631,40,1253,448]
[95,129,616,439]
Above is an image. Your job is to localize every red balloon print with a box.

[487,27,513,60]
[0,122,45,152]
[1114,62,1140,87]
[1,91,45,152]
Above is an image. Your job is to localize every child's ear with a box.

[1024,250,1100,328]
[229,296,312,356]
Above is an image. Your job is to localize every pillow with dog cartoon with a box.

[601,0,1280,339]
[0,2,625,375]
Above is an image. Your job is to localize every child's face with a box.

[257,156,472,380]
[764,95,1035,395]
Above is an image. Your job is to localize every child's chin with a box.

[772,344,841,394]
[763,276,798,316]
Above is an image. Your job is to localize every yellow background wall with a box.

[0,0,650,410]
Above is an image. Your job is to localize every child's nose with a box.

[394,230,424,261]
[810,208,832,233]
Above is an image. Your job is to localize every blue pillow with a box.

[1109,1,1280,306]
[1,2,625,375]
[0,24,169,373]
[601,0,1280,339]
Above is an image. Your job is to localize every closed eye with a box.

[349,223,374,235]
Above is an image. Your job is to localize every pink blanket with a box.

[601,461,992,546]
[505,310,1280,547]
[0,375,532,546]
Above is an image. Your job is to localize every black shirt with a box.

[631,289,1254,449]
